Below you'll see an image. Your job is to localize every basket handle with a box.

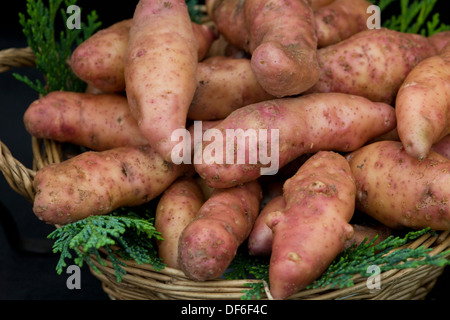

[0,47,35,73]
[0,47,65,202]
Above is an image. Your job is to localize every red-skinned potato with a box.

[124,0,199,162]
[178,181,262,281]
[306,28,437,104]
[33,146,188,225]
[347,140,450,230]
[71,19,216,93]
[194,92,396,189]
[155,177,205,269]
[267,151,355,300]
[395,45,450,160]
[248,195,285,257]
[314,0,371,48]
[23,91,148,150]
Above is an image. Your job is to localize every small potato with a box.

[23,91,148,150]
[33,146,188,225]
[155,178,205,269]
[347,140,450,230]
[248,195,285,257]
[178,181,262,281]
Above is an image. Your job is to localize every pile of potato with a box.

[24,0,450,299]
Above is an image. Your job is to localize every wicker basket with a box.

[1,46,450,301]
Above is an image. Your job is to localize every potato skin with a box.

[314,0,371,48]
[23,91,148,150]
[194,92,396,188]
[155,178,205,269]
[432,134,450,159]
[70,19,131,93]
[33,146,187,225]
[248,195,285,257]
[178,181,262,281]
[71,19,216,93]
[188,56,274,120]
[267,151,355,300]
[395,46,450,160]
[347,140,450,230]
[307,28,437,104]
[124,0,199,162]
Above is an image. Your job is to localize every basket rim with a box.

[1,46,449,300]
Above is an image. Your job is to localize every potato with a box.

[432,134,450,159]
[70,19,131,93]
[314,0,372,48]
[267,151,355,300]
[428,31,450,54]
[33,146,188,225]
[395,45,450,160]
[124,0,199,162]
[248,195,285,257]
[155,177,205,269]
[346,140,450,230]
[188,56,274,121]
[207,0,320,97]
[178,181,262,281]
[194,92,396,188]
[306,28,437,104]
[308,0,335,11]
[71,19,216,93]
[23,91,148,150]
[342,223,393,251]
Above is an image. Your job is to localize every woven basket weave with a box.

[1,46,449,301]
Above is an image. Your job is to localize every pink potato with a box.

[248,195,285,257]
[194,92,396,189]
[23,91,148,150]
[428,31,450,54]
[124,0,199,162]
[33,146,188,225]
[71,19,216,93]
[346,140,450,230]
[267,151,355,300]
[395,45,450,160]
[178,181,262,281]
[207,0,320,97]
[314,0,372,48]
[188,56,274,121]
[155,178,205,269]
[306,28,437,104]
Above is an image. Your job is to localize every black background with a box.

[0,1,449,301]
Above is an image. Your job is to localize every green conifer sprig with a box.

[13,0,101,95]
[48,207,165,282]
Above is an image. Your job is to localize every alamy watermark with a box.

[66,5,81,30]
[367,5,381,30]
[170,121,280,175]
